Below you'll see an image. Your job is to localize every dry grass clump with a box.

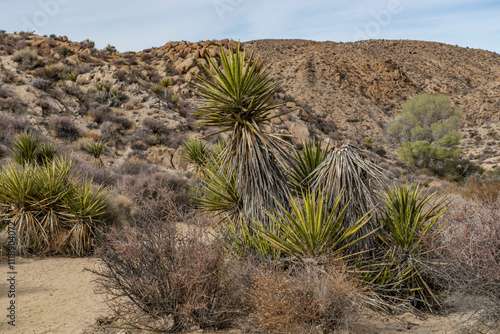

[247,262,360,333]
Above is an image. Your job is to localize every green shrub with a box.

[12,49,39,69]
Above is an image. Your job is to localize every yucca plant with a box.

[289,140,329,194]
[36,142,57,165]
[252,190,373,262]
[65,71,79,82]
[83,140,105,168]
[363,184,449,312]
[183,138,209,174]
[160,77,172,88]
[150,85,164,110]
[312,141,386,250]
[192,150,242,221]
[12,131,39,165]
[194,45,290,224]
[0,156,109,255]
[64,179,109,256]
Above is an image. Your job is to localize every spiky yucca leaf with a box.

[194,46,283,131]
[364,184,449,312]
[36,142,57,165]
[254,190,373,262]
[12,131,39,165]
[192,151,242,221]
[183,138,209,174]
[289,140,329,194]
[194,46,291,223]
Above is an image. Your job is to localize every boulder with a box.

[147,146,174,169]
[172,147,188,170]
[285,121,310,146]
[175,58,196,74]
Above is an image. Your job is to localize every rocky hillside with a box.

[0,32,499,172]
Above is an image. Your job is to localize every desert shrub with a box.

[55,46,73,57]
[115,157,158,175]
[51,116,80,141]
[90,196,238,332]
[88,106,113,124]
[388,94,466,178]
[112,116,133,131]
[437,198,500,331]
[0,115,32,145]
[248,262,359,333]
[33,63,68,81]
[0,97,16,112]
[30,78,51,91]
[73,159,117,187]
[12,48,39,69]
[457,176,500,204]
[119,172,190,211]
[61,84,84,99]
[0,157,109,255]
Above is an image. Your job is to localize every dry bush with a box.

[437,197,500,331]
[455,176,500,204]
[114,157,158,175]
[0,114,32,145]
[0,97,16,112]
[90,195,240,332]
[118,172,190,211]
[50,116,80,141]
[247,262,360,333]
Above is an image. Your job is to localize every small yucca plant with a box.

[182,138,209,174]
[160,77,172,88]
[289,140,329,194]
[36,142,57,165]
[0,156,109,255]
[12,131,39,165]
[65,71,79,82]
[83,140,105,168]
[252,190,373,262]
[363,184,449,312]
[150,85,164,109]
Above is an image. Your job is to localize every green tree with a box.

[387,93,463,171]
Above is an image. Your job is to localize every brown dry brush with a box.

[246,261,362,334]
[436,197,500,332]
[89,194,241,332]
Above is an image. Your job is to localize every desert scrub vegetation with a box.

[0,156,110,255]
[387,93,480,181]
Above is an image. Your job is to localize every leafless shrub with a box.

[247,262,360,333]
[0,114,32,145]
[118,172,190,211]
[90,196,239,332]
[114,157,158,175]
[30,78,51,91]
[0,97,16,112]
[437,197,500,332]
[51,116,80,141]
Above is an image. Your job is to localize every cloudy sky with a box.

[1,0,499,53]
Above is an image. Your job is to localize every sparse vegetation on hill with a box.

[0,32,499,333]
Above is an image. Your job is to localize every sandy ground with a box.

[0,257,488,334]
[0,257,108,334]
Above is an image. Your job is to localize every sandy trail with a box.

[0,257,107,334]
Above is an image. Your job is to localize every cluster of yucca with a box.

[187,45,451,313]
[0,133,109,256]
